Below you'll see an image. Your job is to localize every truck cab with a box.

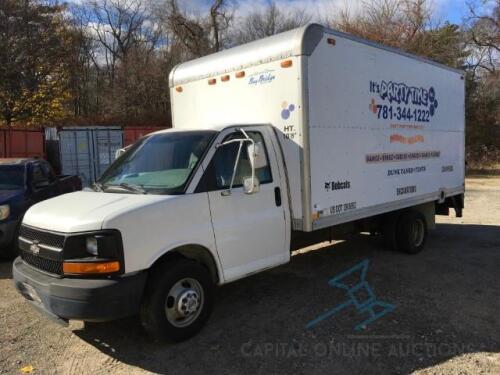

[0,158,82,258]
[13,125,291,341]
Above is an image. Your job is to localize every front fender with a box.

[103,193,220,279]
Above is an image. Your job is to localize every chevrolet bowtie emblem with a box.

[29,241,40,255]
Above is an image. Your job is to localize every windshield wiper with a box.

[119,183,147,194]
[92,182,104,192]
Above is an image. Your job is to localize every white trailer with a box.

[14,24,465,342]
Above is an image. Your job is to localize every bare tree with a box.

[329,0,467,68]
[234,2,311,44]
[164,0,233,58]
[210,0,232,51]
[78,0,161,85]
[331,0,430,48]
[465,0,499,74]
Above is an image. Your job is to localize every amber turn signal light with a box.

[63,261,120,275]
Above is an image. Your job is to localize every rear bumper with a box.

[13,257,147,322]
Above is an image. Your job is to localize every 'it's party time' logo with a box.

[369,80,439,115]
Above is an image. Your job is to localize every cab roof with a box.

[151,124,266,136]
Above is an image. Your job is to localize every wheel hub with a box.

[177,289,200,316]
[165,277,204,328]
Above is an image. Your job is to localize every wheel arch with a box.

[149,244,222,285]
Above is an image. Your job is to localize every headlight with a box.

[86,236,99,256]
[63,230,124,276]
[0,205,9,220]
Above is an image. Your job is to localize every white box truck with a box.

[13,24,465,341]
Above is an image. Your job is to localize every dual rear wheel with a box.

[383,210,428,254]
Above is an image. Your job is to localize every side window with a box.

[31,164,49,189]
[41,162,56,183]
[211,131,272,190]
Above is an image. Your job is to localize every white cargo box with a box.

[170,24,465,232]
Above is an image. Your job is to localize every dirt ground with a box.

[0,176,499,375]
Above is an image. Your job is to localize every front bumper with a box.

[13,257,147,323]
[0,219,19,247]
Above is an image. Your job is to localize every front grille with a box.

[20,225,65,249]
[19,225,65,275]
[21,250,63,275]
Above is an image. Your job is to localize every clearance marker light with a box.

[235,71,245,78]
[327,37,336,45]
[175,86,183,93]
[221,74,230,82]
[280,60,293,68]
[208,78,217,85]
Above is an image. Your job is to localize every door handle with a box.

[274,187,282,207]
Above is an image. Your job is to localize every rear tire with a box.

[140,258,214,342]
[395,210,428,254]
[382,210,428,254]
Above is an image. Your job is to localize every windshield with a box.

[98,131,216,194]
[0,166,25,190]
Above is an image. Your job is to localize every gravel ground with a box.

[0,176,499,375]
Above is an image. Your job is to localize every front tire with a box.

[0,225,20,260]
[140,258,214,342]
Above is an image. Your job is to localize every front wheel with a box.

[140,258,214,342]
[1,225,20,260]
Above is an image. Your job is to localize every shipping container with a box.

[58,127,123,186]
[0,128,44,159]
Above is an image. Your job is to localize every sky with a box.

[180,0,474,25]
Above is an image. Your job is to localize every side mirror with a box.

[219,129,262,196]
[247,142,267,169]
[243,176,260,194]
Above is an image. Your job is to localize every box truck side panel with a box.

[171,58,305,223]
[307,32,465,229]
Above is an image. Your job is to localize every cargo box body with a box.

[170,24,465,232]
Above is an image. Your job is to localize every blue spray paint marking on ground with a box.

[306,259,395,331]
